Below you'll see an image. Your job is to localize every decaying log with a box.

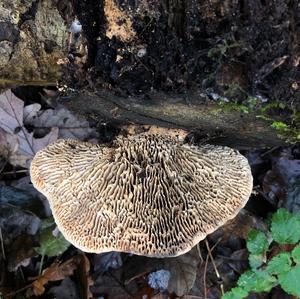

[65,90,286,149]
[1,0,297,149]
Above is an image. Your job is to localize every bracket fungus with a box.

[30,133,253,257]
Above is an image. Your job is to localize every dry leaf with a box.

[7,234,38,272]
[92,252,123,273]
[0,90,58,168]
[11,176,51,216]
[124,247,200,297]
[211,209,269,242]
[31,255,82,296]
[0,205,41,246]
[165,248,199,296]
[92,268,135,299]
[0,128,18,160]
[77,254,93,299]
[23,103,42,123]
[263,151,300,212]
[24,104,98,140]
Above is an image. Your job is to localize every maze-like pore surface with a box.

[30,134,253,257]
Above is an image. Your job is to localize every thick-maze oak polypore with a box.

[30,133,253,257]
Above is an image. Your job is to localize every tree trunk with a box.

[1,0,299,148]
[0,0,67,85]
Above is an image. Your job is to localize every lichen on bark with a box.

[0,0,67,85]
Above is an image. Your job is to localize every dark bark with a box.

[1,0,298,149]
[65,90,285,149]
[0,0,67,85]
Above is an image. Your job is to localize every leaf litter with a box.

[0,90,58,168]
[0,90,98,168]
[0,90,300,298]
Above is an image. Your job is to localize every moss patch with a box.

[216,99,300,144]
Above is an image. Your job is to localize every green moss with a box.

[260,102,287,113]
[218,101,250,114]
[215,95,259,114]
[270,121,300,143]
[258,103,300,143]
[215,97,300,143]
[271,121,289,130]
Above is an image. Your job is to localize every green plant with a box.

[222,208,300,299]
[35,218,70,274]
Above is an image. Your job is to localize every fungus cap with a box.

[30,134,253,257]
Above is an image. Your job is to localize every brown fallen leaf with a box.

[30,255,82,296]
[7,234,39,272]
[263,149,300,212]
[0,205,41,246]
[210,209,269,242]
[124,247,200,297]
[0,90,58,168]
[77,254,93,299]
[92,252,123,273]
[92,267,136,299]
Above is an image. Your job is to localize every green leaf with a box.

[222,287,248,299]
[237,270,276,293]
[292,243,300,264]
[279,264,300,297]
[35,218,70,257]
[247,229,269,255]
[266,252,292,275]
[271,209,300,244]
[249,253,265,269]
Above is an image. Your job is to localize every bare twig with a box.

[205,239,224,296]
[197,243,204,263]
[1,169,28,175]
[38,254,45,276]
[260,146,280,157]
[5,284,32,297]
[203,253,209,299]
[202,237,223,299]
[0,227,5,260]
[210,237,223,252]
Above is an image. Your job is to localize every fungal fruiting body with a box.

[30,134,253,257]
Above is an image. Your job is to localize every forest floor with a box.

[0,90,299,299]
[1,1,300,298]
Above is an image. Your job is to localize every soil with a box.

[70,0,300,107]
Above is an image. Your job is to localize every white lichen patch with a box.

[35,0,67,48]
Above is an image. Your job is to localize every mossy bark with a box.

[1,1,296,148]
[64,90,286,149]
[0,0,67,86]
